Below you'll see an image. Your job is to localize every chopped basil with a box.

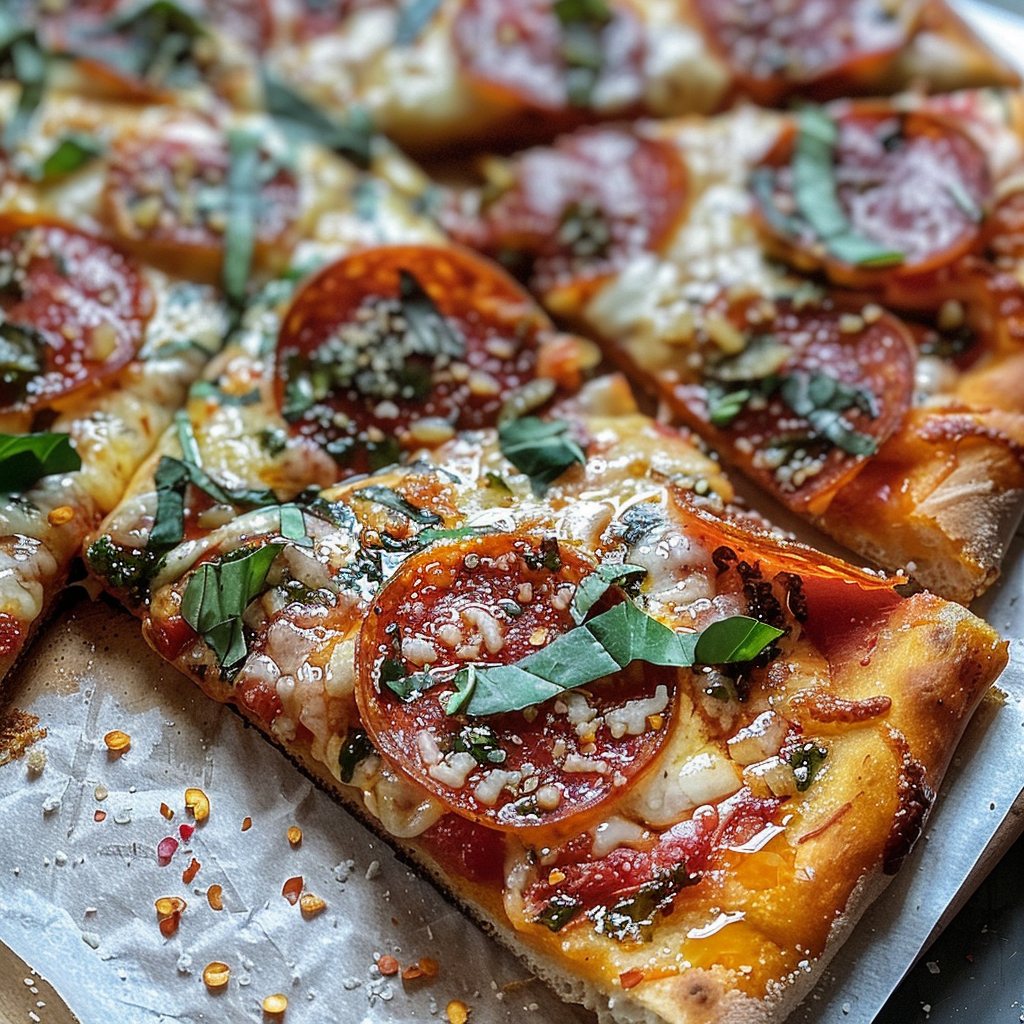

[181,543,283,674]
[96,0,206,89]
[445,605,783,718]
[278,504,310,546]
[706,384,754,429]
[222,128,260,305]
[553,0,611,108]
[779,370,879,457]
[570,562,647,624]
[397,269,465,360]
[382,660,437,701]
[262,70,373,169]
[353,485,443,526]
[498,417,586,495]
[591,864,697,942]
[86,535,159,606]
[536,894,583,933]
[149,455,277,557]
[524,535,561,573]
[789,742,828,791]
[0,431,80,493]
[692,616,787,665]
[338,727,376,784]
[416,524,490,546]
[0,321,44,405]
[452,724,507,766]
[394,0,443,46]
[793,107,904,268]
[485,471,512,495]
[36,133,104,180]
[0,25,47,155]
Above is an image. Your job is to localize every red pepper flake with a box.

[93,810,106,822]
[182,857,200,884]
[158,912,181,938]
[377,955,400,977]
[179,823,195,842]
[241,816,252,832]
[157,836,179,866]
[282,875,303,905]
[402,957,439,981]
[619,969,644,990]
[159,802,174,820]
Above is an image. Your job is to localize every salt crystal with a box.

[81,932,100,949]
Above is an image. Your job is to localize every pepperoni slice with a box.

[102,126,299,285]
[671,297,915,515]
[355,534,677,832]
[0,216,151,412]
[452,0,645,116]
[274,244,557,475]
[693,0,909,106]
[444,126,687,302]
[753,108,991,286]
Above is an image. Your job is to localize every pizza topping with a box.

[37,133,105,180]
[180,543,284,677]
[693,0,909,104]
[448,128,687,297]
[0,22,47,156]
[0,432,80,494]
[0,218,151,411]
[358,534,784,830]
[497,416,586,494]
[275,245,558,476]
[103,126,298,296]
[452,0,645,113]
[683,297,915,512]
[754,107,991,279]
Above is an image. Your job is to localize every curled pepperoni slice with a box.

[274,244,558,475]
[355,534,677,832]
[693,0,910,106]
[671,297,915,515]
[453,0,645,116]
[0,216,151,413]
[445,126,687,302]
[102,125,299,285]
[753,107,991,286]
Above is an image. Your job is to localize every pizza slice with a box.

[0,81,414,680]
[441,90,1024,602]
[259,0,1019,153]
[87,370,1007,1024]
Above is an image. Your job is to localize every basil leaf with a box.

[181,543,283,673]
[0,431,80,493]
[37,133,104,180]
[779,370,879,457]
[338,727,376,783]
[262,70,373,169]
[536,894,583,933]
[382,660,438,701]
[447,601,784,718]
[394,0,443,46]
[353,485,442,526]
[278,504,310,546]
[498,417,586,495]
[223,128,259,304]
[793,107,905,268]
[1,29,47,154]
[693,616,785,665]
[570,562,647,624]
[553,0,611,107]
[789,742,828,791]
[398,269,465,359]
[706,384,753,428]
[149,455,277,556]
[0,321,45,405]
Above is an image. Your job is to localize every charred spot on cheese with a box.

[275,245,558,478]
